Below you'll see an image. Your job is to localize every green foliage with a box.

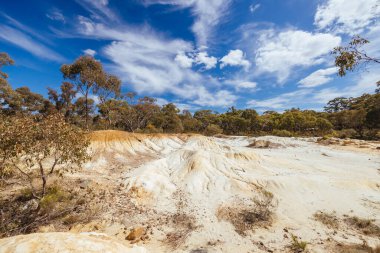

[0,114,89,198]
[204,124,223,136]
[332,36,379,77]
[39,185,68,212]
[0,50,379,141]
[60,55,121,129]
[290,234,308,252]
[272,129,293,137]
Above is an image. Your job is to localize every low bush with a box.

[272,129,294,137]
[216,188,276,235]
[203,124,223,136]
[344,216,380,236]
[313,211,339,229]
[336,129,357,139]
[290,234,308,252]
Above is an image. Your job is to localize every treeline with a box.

[0,53,379,139]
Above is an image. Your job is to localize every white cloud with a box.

[236,81,257,90]
[174,51,218,69]
[155,98,169,106]
[248,66,380,111]
[249,3,260,13]
[83,48,96,56]
[175,52,193,68]
[315,0,380,34]
[75,0,117,21]
[225,79,257,91]
[255,29,341,83]
[194,51,217,70]
[46,9,66,23]
[363,23,380,58]
[313,68,380,103]
[142,0,232,47]
[220,49,250,70]
[298,67,337,88]
[75,18,235,107]
[247,89,313,110]
[193,88,237,107]
[0,25,65,62]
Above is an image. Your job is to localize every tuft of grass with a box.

[0,180,101,238]
[17,187,35,201]
[39,185,69,212]
[344,216,380,236]
[216,188,276,235]
[335,244,380,253]
[314,211,339,229]
[290,234,308,252]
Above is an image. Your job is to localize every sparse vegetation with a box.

[314,211,339,229]
[0,180,101,238]
[164,191,198,249]
[216,188,276,235]
[0,114,89,198]
[290,234,308,252]
[334,243,380,253]
[344,216,380,236]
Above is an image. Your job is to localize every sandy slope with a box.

[1,131,379,252]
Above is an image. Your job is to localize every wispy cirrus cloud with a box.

[141,0,232,47]
[75,0,118,21]
[249,3,261,13]
[0,24,65,62]
[46,8,66,23]
[248,66,380,111]
[75,15,237,107]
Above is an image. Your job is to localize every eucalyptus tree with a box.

[61,56,121,129]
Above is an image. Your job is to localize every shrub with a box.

[313,211,339,229]
[290,234,308,252]
[344,216,380,236]
[39,185,68,212]
[203,124,223,136]
[0,114,89,198]
[272,129,293,137]
[141,123,163,133]
[216,188,276,235]
[336,129,357,139]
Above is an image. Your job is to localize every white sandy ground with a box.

[1,131,379,252]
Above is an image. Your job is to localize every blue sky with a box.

[0,0,379,112]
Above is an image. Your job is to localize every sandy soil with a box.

[1,130,379,252]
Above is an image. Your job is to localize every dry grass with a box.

[216,189,276,235]
[165,215,197,250]
[164,191,198,249]
[290,234,308,252]
[344,216,380,236]
[313,211,339,229]
[334,244,380,253]
[0,178,102,238]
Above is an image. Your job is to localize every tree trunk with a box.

[39,162,46,197]
[85,90,89,130]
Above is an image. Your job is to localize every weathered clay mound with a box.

[247,139,283,149]
[0,232,147,253]
[317,137,380,152]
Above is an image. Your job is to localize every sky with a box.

[0,0,379,113]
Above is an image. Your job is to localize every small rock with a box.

[126,227,145,241]
[23,199,39,211]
